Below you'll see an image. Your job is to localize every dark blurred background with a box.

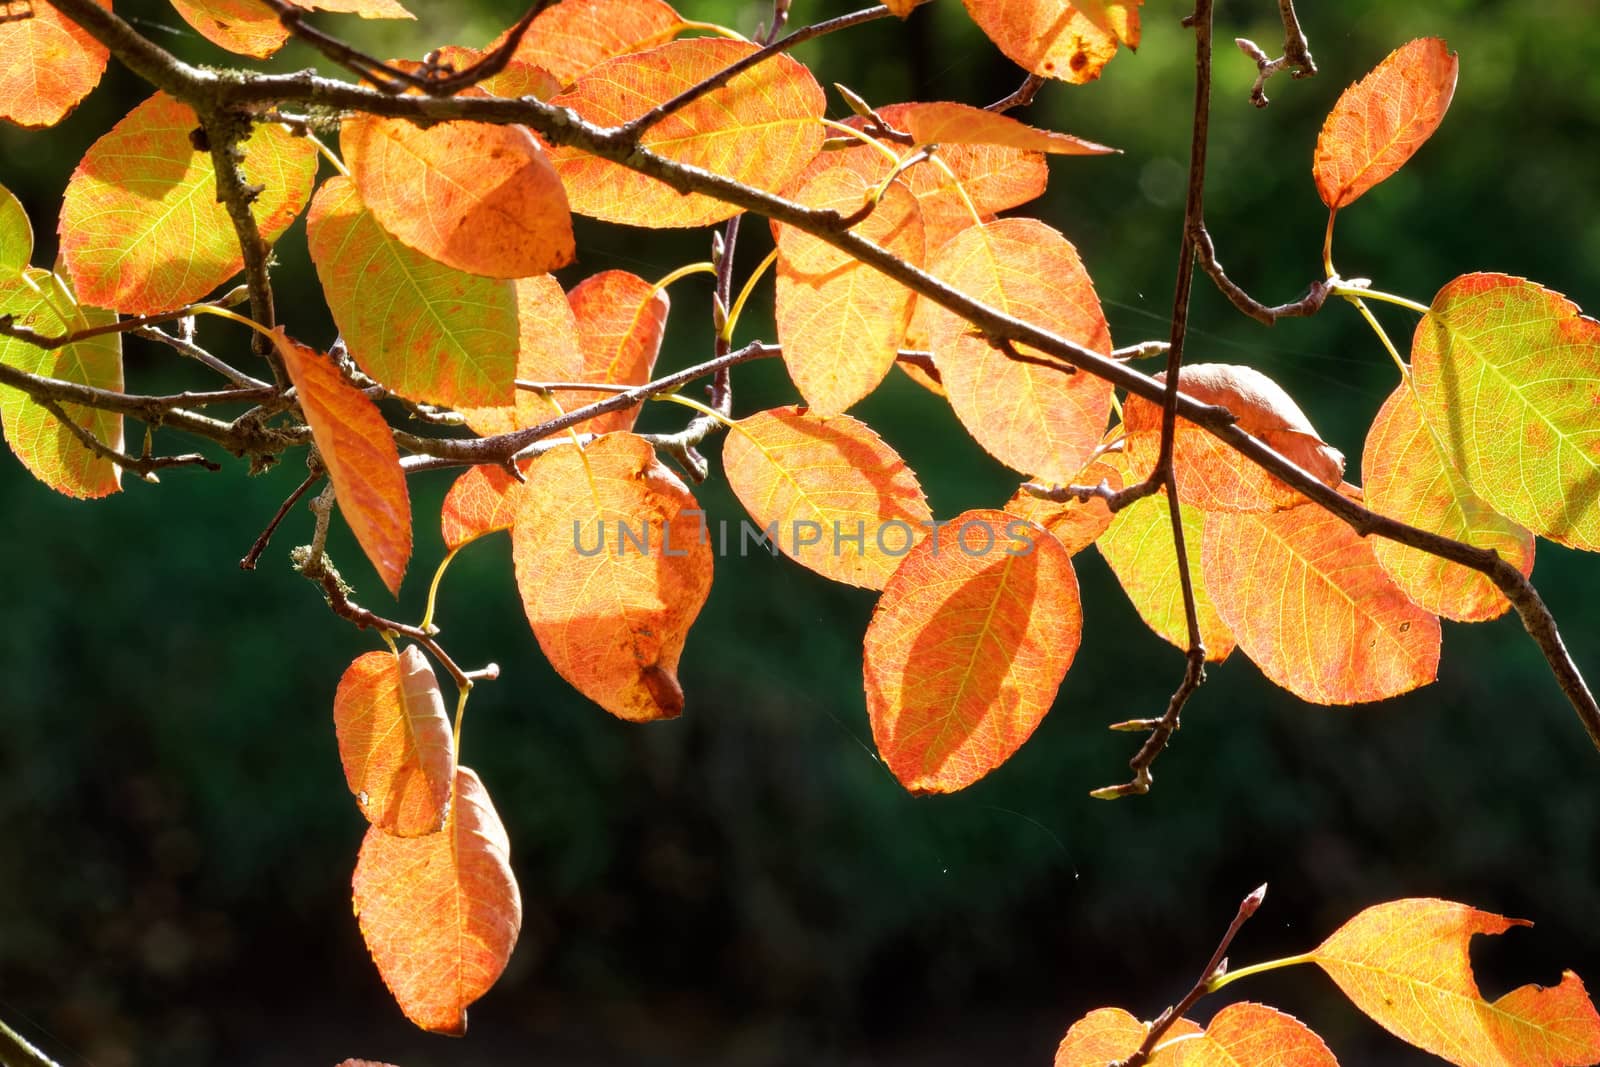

[1,1,1597,1064]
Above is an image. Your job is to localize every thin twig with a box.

[1234,1,1316,107]
[202,109,284,382]
[240,466,322,570]
[1193,224,1329,325]
[34,396,221,480]
[0,1010,60,1067]
[0,288,247,350]
[134,326,272,390]
[986,73,1046,113]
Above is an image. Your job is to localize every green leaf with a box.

[306,176,520,409]
[1411,273,1600,552]
[0,182,32,277]
[0,269,123,498]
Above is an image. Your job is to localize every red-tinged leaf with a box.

[431,45,561,101]
[168,0,288,58]
[566,270,671,434]
[0,268,122,498]
[894,100,1115,156]
[921,218,1112,484]
[1056,1008,1202,1066]
[1002,458,1120,556]
[1411,273,1600,552]
[1097,464,1235,663]
[962,0,1142,84]
[0,0,109,128]
[549,38,825,228]
[59,92,317,314]
[722,406,934,590]
[1363,383,1534,621]
[512,433,713,722]
[1,183,33,278]
[271,330,411,596]
[1310,898,1600,1067]
[1314,38,1457,210]
[1123,364,1345,513]
[496,0,684,87]
[305,176,520,409]
[353,766,519,1036]
[457,274,582,438]
[774,169,924,414]
[864,509,1080,793]
[1165,1003,1338,1067]
[441,463,526,551]
[334,646,453,837]
[288,0,412,17]
[1202,497,1439,704]
[341,113,574,280]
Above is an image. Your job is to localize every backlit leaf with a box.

[353,766,520,1035]
[1002,456,1120,556]
[0,0,109,128]
[921,218,1112,484]
[457,274,580,438]
[0,268,122,498]
[441,463,526,551]
[565,270,670,434]
[497,0,684,87]
[428,43,561,102]
[271,330,411,597]
[1123,363,1345,513]
[550,38,825,228]
[1314,38,1457,210]
[305,176,519,409]
[864,509,1080,793]
[168,0,288,58]
[59,92,317,314]
[962,0,1142,85]
[1202,497,1439,704]
[1311,898,1600,1067]
[334,646,453,837]
[722,406,934,589]
[894,100,1115,156]
[1363,382,1534,622]
[292,0,413,16]
[1411,273,1600,552]
[1163,1003,1338,1067]
[774,168,923,414]
[341,113,574,279]
[512,433,713,721]
[1055,1007,1201,1066]
[0,183,32,277]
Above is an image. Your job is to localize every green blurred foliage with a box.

[1,1,1597,1064]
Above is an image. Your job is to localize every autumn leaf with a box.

[921,218,1112,484]
[1363,382,1534,622]
[168,0,290,58]
[341,113,574,279]
[0,268,123,498]
[441,462,526,551]
[0,0,110,128]
[1055,1008,1201,1066]
[893,100,1115,156]
[565,270,671,434]
[774,168,924,414]
[334,646,454,837]
[1411,273,1600,553]
[549,38,825,228]
[1002,456,1120,556]
[305,176,520,410]
[495,0,685,87]
[1123,363,1345,513]
[291,0,413,17]
[59,92,317,314]
[353,766,520,1035]
[456,274,580,437]
[962,0,1142,85]
[271,330,411,597]
[1314,38,1457,210]
[1202,496,1439,704]
[0,183,33,280]
[512,433,713,721]
[1167,1003,1338,1067]
[864,509,1080,793]
[1310,898,1600,1067]
[722,406,934,589]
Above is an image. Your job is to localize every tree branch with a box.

[1234,1,1317,107]
[1193,224,1329,324]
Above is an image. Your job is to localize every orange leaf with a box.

[333,646,453,837]
[168,0,288,58]
[549,38,825,228]
[496,0,684,87]
[1314,38,1457,210]
[1362,383,1534,622]
[1123,363,1345,513]
[922,217,1113,484]
[1055,1008,1201,1066]
[341,113,574,279]
[1202,497,1439,704]
[774,168,924,414]
[271,330,412,597]
[1002,458,1120,556]
[440,463,526,551]
[353,766,520,1035]
[1311,898,1600,1067]
[1164,1003,1338,1067]
[722,406,934,589]
[0,268,123,498]
[59,92,317,314]
[0,0,109,128]
[512,433,713,721]
[566,270,671,434]
[305,176,520,409]
[864,510,1081,793]
[288,0,413,17]
[893,100,1115,156]
[457,274,582,438]
[962,0,1142,85]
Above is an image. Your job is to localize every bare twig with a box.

[33,396,220,480]
[0,1009,60,1067]
[986,73,1046,113]
[134,326,272,390]
[240,466,323,570]
[201,109,285,382]
[1193,224,1329,324]
[0,288,247,350]
[1234,1,1316,106]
